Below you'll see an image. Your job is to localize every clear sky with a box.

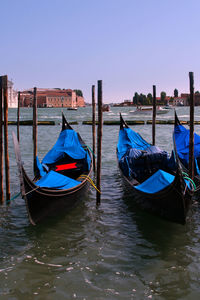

[1,0,200,103]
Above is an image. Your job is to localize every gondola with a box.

[13,113,93,225]
[174,111,200,189]
[117,114,193,224]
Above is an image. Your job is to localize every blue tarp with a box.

[41,129,91,169]
[36,170,81,189]
[174,124,200,174]
[36,156,46,177]
[117,128,150,160]
[134,169,175,193]
[117,127,170,181]
[119,145,169,180]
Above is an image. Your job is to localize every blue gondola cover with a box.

[117,128,150,160]
[174,124,200,174]
[134,170,174,193]
[117,127,176,183]
[36,170,81,189]
[36,156,47,177]
[42,129,91,169]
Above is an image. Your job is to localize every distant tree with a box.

[195,91,200,94]
[160,91,166,103]
[133,92,139,105]
[147,93,153,105]
[174,89,178,97]
[74,89,83,97]
[139,93,148,105]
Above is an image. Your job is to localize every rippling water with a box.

[1,106,200,299]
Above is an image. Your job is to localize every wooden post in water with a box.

[17,91,20,141]
[33,87,37,175]
[96,80,103,205]
[152,85,156,145]
[92,85,96,172]
[0,77,4,204]
[3,75,10,202]
[189,72,194,180]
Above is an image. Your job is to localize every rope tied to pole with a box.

[77,174,101,194]
[7,186,41,204]
[7,191,21,203]
[82,145,96,158]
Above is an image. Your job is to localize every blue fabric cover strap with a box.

[36,170,81,189]
[134,170,175,193]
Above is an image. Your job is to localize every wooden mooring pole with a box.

[0,77,4,203]
[33,87,37,175]
[96,80,103,205]
[152,85,156,145]
[92,85,96,172]
[17,91,20,141]
[189,72,194,180]
[3,75,10,202]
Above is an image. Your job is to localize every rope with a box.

[7,186,41,204]
[24,186,40,196]
[7,191,21,204]
[181,171,196,191]
[82,145,96,158]
[182,171,189,177]
[183,176,196,191]
[77,174,101,194]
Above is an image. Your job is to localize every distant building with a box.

[194,93,200,105]
[180,93,200,106]
[76,96,85,107]
[173,97,186,106]
[8,80,18,108]
[123,99,132,106]
[19,88,85,108]
[156,96,171,104]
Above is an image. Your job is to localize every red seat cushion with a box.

[55,162,77,171]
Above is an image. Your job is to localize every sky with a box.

[1,0,200,103]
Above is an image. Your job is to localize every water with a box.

[1,106,200,299]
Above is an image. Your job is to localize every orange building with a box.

[19,88,85,108]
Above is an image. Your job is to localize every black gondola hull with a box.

[119,168,192,224]
[22,167,92,225]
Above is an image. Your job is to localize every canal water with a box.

[1,107,200,299]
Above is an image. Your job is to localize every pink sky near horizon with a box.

[1,0,200,103]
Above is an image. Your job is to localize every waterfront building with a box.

[173,97,186,106]
[8,80,18,108]
[180,93,200,106]
[19,88,85,108]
